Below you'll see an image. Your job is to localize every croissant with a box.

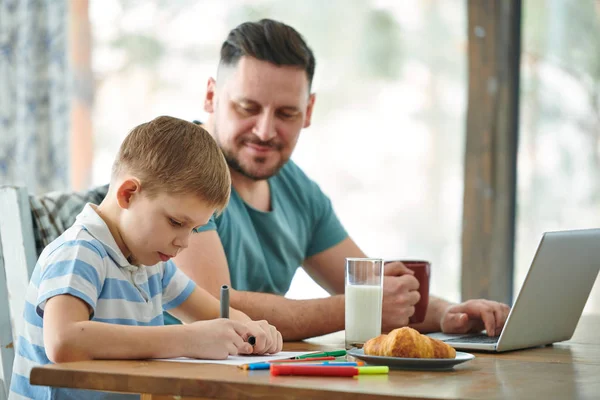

[363,327,456,359]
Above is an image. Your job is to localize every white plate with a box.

[347,348,475,371]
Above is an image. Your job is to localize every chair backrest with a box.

[0,186,37,400]
[0,184,108,399]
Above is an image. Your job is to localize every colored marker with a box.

[295,350,346,359]
[220,284,255,345]
[320,361,364,366]
[220,285,229,318]
[298,362,364,367]
[239,361,364,371]
[270,365,389,377]
[240,357,334,370]
[241,362,271,370]
[271,356,335,363]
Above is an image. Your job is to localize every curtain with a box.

[0,0,70,194]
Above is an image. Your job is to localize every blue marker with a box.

[321,362,363,366]
[244,362,271,370]
[241,361,362,371]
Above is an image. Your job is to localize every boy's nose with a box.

[173,235,189,250]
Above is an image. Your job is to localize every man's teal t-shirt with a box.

[164,160,348,324]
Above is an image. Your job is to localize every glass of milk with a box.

[345,257,384,350]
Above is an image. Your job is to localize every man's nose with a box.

[253,113,276,141]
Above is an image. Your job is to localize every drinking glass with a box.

[345,257,384,349]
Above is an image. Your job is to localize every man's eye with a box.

[237,105,257,115]
[278,111,298,120]
[169,218,183,227]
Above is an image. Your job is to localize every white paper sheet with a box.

[154,351,316,366]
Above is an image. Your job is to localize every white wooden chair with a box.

[0,186,37,400]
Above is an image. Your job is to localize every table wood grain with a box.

[30,315,600,400]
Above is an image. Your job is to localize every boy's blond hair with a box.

[112,116,231,213]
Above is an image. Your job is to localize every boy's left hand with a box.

[243,320,282,355]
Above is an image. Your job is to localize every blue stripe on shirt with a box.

[58,239,108,258]
[102,278,146,302]
[39,259,102,295]
[94,314,164,326]
[133,272,162,302]
[10,372,51,399]
[18,336,50,364]
[23,301,43,328]
[161,260,177,288]
[163,280,195,310]
[145,272,162,296]
[37,287,96,317]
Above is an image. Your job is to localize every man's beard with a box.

[214,127,287,181]
[221,147,286,181]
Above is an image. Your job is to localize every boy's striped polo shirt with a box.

[10,204,195,400]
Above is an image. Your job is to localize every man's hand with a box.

[381,261,421,332]
[440,299,510,336]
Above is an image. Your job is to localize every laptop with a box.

[428,229,600,352]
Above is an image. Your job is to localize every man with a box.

[170,19,510,340]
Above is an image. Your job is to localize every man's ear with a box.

[204,77,217,113]
[303,93,316,129]
[115,179,141,210]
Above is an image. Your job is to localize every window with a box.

[518,0,600,313]
[90,0,467,302]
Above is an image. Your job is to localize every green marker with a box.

[296,349,347,359]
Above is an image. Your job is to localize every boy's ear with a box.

[116,179,141,209]
[204,77,217,114]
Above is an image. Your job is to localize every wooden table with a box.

[30,315,600,399]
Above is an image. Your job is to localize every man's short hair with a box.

[219,18,316,89]
[112,116,230,213]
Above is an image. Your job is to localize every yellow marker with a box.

[357,366,389,375]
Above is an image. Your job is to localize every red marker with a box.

[270,365,388,377]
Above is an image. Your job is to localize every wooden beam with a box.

[461,0,522,304]
[69,0,94,190]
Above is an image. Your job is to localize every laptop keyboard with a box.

[444,334,500,344]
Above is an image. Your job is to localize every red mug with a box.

[385,260,431,324]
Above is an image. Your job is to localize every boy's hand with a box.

[185,319,253,359]
[243,320,283,355]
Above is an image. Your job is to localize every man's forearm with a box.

[230,290,345,340]
[410,296,453,333]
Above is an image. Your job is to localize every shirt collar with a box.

[74,203,132,268]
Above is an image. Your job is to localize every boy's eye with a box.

[169,218,183,227]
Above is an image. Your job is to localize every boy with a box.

[10,116,282,400]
